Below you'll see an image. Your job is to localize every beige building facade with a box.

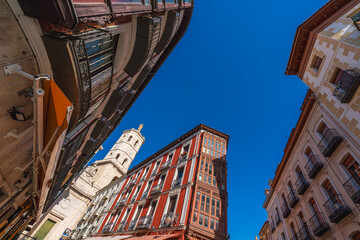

[27,126,144,240]
[263,90,360,240]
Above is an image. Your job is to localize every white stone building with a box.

[27,126,145,240]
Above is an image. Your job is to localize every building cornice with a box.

[285,0,358,78]
[270,90,316,191]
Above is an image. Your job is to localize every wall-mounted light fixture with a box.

[8,107,26,121]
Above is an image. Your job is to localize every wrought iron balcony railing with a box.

[102,222,114,233]
[130,195,137,203]
[137,215,153,229]
[309,212,330,237]
[150,183,164,196]
[116,197,128,208]
[333,69,360,103]
[304,155,323,179]
[281,202,291,218]
[275,213,281,226]
[287,190,299,208]
[297,225,314,240]
[150,169,158,177]
[160,161,171,172]
[127,220,137,231]
[317,129,342,157]
[171,178,182,189]
[323,194,351,223]
[116,221,127,232]
[160,212,178,228]
[127,179,137,187]
[343,173,360,203]
[141,189,150,199]
[295,175,310,195]
[178,153,188,163]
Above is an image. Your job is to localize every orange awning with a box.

[42,78,72,148]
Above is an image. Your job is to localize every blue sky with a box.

[91,0,328,239]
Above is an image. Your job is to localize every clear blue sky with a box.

[91,0,328,239]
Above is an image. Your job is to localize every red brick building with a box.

[94,124,229,240]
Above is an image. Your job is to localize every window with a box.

[204,215,209,228]
[204,175,207,183]
[201,195,205,211]
[290,222,296,238]
[210,218,215,230]
[310,55,323,72]
[193,211,198,223]
[207,140,210,148]
[203,137,207,146]
[200,161,204,171]
[216,200,220,217]
[198,173,202,181]
[209,164,212,175]
[215,219,219,232]
[134,140,139,147]
[205,163,208,172]
[195,192,200,209]
[148,201,157,217]
[211,199,215,215]
[128,136,132,142]
[215,142,218,151]
[213,178,216,186]
[168,153,174,162]
[167,196,177,214]
[116,153,120,159]
[123,158,128,165]
[281,232,286,240]
[199,214,204,225]
[211,141,214,149]
[202,147,205,153]
[205,195,210,213]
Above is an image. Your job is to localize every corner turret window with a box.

[128,136,132,142]
[123,158,128,165]
[116,154,120,159]
[134,140,139,147]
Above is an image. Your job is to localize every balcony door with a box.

[167,196,177,214]
[323,180,341,204]
[317,123,330,145]
[343,155,360,182]
[298,211,311,236]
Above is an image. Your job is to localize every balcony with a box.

[127,179,137,187]
[171,178,182,189]
[297,225,314,240]
[130,195,137,203]
[159,161,171,172]
[116,221,127,232]
[116,197,128,208]
[304,155,323,179]
[127,220,137,231]
[102,222,114,233]
[270,221,276,233]
[287,191,299,208]
[160,212,178,228]
[317,129,343,157]
[309,212,330,237]
[150,169,158,177]
[150,183,164,196]
[141,190,149,199]
[323,194,351,223]
[137,215,153,229]
[295,176,310,195]
[281,203,291,218]
[275,213,281,226]
[332,69,360,103]
[343,174,360,203]
[178,153,189,163]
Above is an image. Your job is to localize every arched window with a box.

[134,140,139,147]
[295,166,309,195]
[342,154,360,202]
[116,153,120,159]
[297,211,311,238]
[128,136,132,142]
[123,158,128,165]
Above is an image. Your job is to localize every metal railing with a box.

[333,69,360,103]
[323,194,351,223]
[137,215,153,229]
[317,129,342,157]
[102,222,114,233]
[160,161,171,171]
[309,212,329,237]
[171,178,182,189]
[160,212,178,228]
[178,153,188,163]
[297,225,314,240]
[150,183,164,195]
[116,221,127,232]
[304,155,323,179]
[141,189,149,199]
[295,175,309,195]
[343,173,360,203]
[281,202,291,218]
[287,190,299,208]
[127,220,137,231]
